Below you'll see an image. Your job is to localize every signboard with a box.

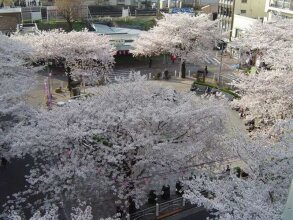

[113,39,125,46]
[32,12,42,21]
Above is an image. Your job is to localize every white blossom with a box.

[132,13,218,64]
[7,80,240,218]
[231,19,293,132]
[12,30,115,83]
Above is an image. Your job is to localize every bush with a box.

[113,17,156,30]
[96,77,106,86]
[37,21,88,32]
[221,87,240,99]
[55,87,63,93]
[191,81,240,99]
[154,72,161,80]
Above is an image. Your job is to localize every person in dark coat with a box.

[149,58,152,68]
[1,157,8,167]
[204,66,208,76]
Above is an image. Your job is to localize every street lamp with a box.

[217,39,225,84]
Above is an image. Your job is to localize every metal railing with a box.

[130,197,188,220]
[131,205,156,220]
[269,0,293,10]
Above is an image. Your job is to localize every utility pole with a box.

[218,40,224,84]
[217,18,224,85]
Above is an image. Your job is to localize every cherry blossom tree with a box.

[132,13,218,78]
[181,18,293,220]
[5,78,241,219]
[9,202,94,220]
[232,18,293,70]
[12,30,115,84]
[231,18,293,132]
[184,119,293,220]
[54,0,84,31]
[0,34,36,158]
[232,69,293,132]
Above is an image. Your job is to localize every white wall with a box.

[232,14,258,38]
[109,0,117,6]
[197,0,218,5]
[31,11,42,20]
[234,0,267,18]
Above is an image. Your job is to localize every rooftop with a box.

[93,24,141,35]
[93,24,142,51]
[0,7,21,13]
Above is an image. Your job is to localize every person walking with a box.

[148,58,152,68]
[1,157,8,167]
[204,66,208,76]
[171,55,176,64]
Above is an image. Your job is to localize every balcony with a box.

[268,0,293,13]
[219,0,233,6]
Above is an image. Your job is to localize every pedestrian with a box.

[1,157,8,167]
[226,165,230,173]
[204,66,208,76]
[164,69,169,80]
[148,58,152,68]
[171,55,176,64]
[116,206,123,218]
[240,108,244,118]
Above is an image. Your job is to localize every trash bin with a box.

[72,87,80,97]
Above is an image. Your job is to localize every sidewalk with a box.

[25,70,75,108]
[114,53,240,83]
[25,54,240,108]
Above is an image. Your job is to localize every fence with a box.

[129,197,192,220]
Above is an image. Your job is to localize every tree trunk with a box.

[67,19,73,32]
[181,61,186,78]
[66,66,73,92]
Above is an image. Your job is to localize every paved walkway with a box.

[25,53,240,109]
[0,156,32,217]
[164,206,210,220]
[25,69,69,108]
[114,53,240,84]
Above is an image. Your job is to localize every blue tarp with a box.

[169,8,194,14]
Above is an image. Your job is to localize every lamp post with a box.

[218,39,225,84]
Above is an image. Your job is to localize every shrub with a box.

[55,87,63,93]
[192,81,240,99]
[154,72,161,80]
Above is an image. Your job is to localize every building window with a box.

[241,0,247,3]
[235,29,242,38]
[241,10,246,14]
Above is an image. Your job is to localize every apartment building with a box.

[231,0,268,39]
[234,0,267,18]
[218,0,234,33]
[0,7,22,34]
[265,0,293,19]
[218,0,269,31]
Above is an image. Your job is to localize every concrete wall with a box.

[196,0,218,5]
[234,0,267,18]
[265,0,293,20]
[232,14,258,38]
[0,12,21,33]
[201,4,218,13]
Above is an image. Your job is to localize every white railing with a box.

[130,197,189,220]
[269,0,293,10]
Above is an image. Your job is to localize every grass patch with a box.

[220,87,240,99]
[193,81,217,89]
[36,20,89,32]
[192,81,240,99]
[113,16,156,30]
[238,66,251,74]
